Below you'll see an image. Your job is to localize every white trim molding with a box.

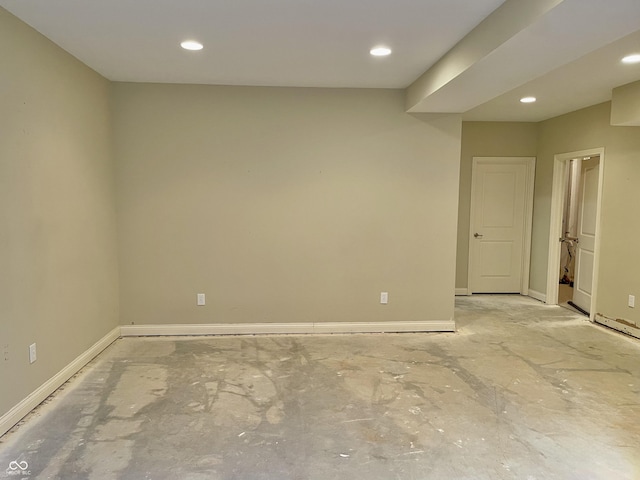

[455,288,470,296]
[595,314,640,340]
[0,326,121,438]
[528,289,547,303]
[120,320,456,337]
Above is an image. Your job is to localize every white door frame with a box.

[545,147,605,321]
[467,157,536,295]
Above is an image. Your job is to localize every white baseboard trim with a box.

[595,314,640,340]
[1,319,456,437]
[120,320,456,337]
[528,289,546,303]
[455,288,470,296]
[0,326,121,438]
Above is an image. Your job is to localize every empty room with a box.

[1,0,640,478]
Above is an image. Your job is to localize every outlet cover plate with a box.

[29,343,37,364]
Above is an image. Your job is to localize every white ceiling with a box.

[0,0,505,88]
[2,0,640,122]
[461,0,640,121]
[463,28,640,122]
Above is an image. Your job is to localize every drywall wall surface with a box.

[611,79,640,126]
[457,122,538,290]
[112,83,461,325]
[532,103,609,295]
[535,102,640,327]
[0,8,119,418]
[600,123,640,327]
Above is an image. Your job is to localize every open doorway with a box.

[558,155,599,315]
[546,148,604,319]
[558,158,580,309]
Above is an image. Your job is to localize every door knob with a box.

[474,233,483,238]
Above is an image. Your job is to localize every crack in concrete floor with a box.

[1,295,639,479]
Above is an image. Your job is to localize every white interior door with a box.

[572,156,599,313]
[469,158,534,294]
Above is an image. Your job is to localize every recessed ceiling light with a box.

[181,40,203,51]
[622,54,640,64]
[520,96,537,104]
[370,46,392,57]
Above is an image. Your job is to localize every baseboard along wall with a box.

[595,314,640,340]
[0,319,455,437]
[120,320,456,337]
[0,326,121,438]
[528,289,547,303]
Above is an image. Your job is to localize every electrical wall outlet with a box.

[197,293,206,306]
[629,295,635,308]
[29,343,37,364]
[380,292,389,304]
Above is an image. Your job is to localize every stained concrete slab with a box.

[1,295,640,479]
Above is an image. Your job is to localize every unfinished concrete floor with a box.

[1,295,640,479]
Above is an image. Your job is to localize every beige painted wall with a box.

[611,79,640,126]
[112,83,461,325]
[534,102,640,326]
[456,122,538,290]
[0,9,119,417]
